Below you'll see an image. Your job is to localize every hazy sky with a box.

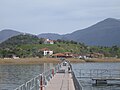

[0,0,120,34]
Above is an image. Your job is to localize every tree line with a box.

[0,34,120,58]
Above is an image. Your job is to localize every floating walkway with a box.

[45,61,75,90]
[14,60,78,90]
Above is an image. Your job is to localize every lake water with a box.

[72,62,120,90]
[0,63,55,90]
[1,62,120,90]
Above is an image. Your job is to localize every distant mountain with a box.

[63,18,120,46]
[38,18,120,46]
[1,18,120,46]
[38,33,62,40]
[0,29,22,42]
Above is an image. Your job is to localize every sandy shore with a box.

[0,58,61,65]
[85,58,120,62]
[0,57,120,65]
[0,57,85,65]
[67,58,85,63]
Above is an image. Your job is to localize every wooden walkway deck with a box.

[45,62,75,90]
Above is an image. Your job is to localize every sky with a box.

[0,0,120,35]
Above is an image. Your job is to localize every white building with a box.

[44,39,54,44]
[40,48,53,56]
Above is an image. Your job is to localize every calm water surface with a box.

[72,62,120,90]
[1,62,120,90]
[0,63,55,90]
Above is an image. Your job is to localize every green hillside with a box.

[0,34,40,47]
[0,34,87,58]
[0,34,120,58]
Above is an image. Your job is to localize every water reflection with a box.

[0,63,55,90]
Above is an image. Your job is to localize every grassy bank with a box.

[67,58,85,63]
[0,58,61,65]
[85,58,120,62]
[0,58,120,65]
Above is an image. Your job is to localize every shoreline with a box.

[85,58,120,62]
[0,58,61,65]
[0,58,120,65]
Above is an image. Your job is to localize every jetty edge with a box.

[14,60,82,90]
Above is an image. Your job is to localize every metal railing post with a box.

[40,74,43,90]
[14,62,62,90]
[52,69,54,77]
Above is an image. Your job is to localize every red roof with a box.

[40,48,50,51]
[53,53,66,57]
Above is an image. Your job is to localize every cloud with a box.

[0,0,120,34]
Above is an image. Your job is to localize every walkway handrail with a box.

[14,63,61,90]
[68,61,82,90]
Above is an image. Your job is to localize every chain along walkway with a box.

[44,62,75,90]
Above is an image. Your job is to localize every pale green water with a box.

[1,62,120,90]
[72,62,120,90]
[0,63,55,90]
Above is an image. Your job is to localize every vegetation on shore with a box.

[0,34,120,59]
[0,34,87,58]
[1,57,120,65]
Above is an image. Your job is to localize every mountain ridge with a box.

[0,29,22,42]
[38,18,120,46]
[64,18,120,46]
[0,18,120,46]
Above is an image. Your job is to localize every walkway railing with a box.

[69,61,82,90]
[14,63,61,90]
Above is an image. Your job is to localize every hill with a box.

[0,34,40,48]
[0,34,86,58]
[1,34,120,58]
[63,18,120,46]
[38,33,62,40]
[1,18,120,46]
[38,18,120,46]
[0,29,22,42]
